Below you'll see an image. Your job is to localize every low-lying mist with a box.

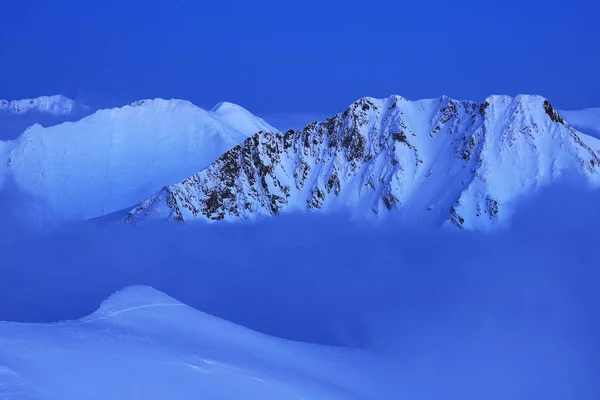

[0,181,598,399]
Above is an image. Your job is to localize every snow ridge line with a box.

[0,303,187,327]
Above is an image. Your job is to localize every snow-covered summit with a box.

[210,101,276,134]
[0,98,276,222]
[126,94,600,229]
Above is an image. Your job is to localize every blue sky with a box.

[1,0,598,119]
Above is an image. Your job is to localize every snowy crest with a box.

[126,94,600,229]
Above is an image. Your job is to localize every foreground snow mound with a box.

[1,99,275,221]
[0,286,394,399]
[127,94,600,229]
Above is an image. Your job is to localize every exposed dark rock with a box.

[326,172,341,195]
[392,131,407,142]
[382,192,399,210]
[479,101,489,116]
[486,197,499,218]
[543,100,564,124]
[448,206,465,229]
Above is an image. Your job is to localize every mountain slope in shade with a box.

[0,95,92,140]
[126,94,600,230]
[1,99,275,222]
[0,286,396,399]
[560,108,600,139]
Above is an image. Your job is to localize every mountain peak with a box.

[126,93,600,229]
[209,101,276,134]
[86,286,183,320]
[210,101,248,113]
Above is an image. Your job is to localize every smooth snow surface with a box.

[0,286,395,400]
[210,101,276,134]
[560,108,600,139]
[0,99,275,222]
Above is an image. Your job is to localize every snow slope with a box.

[0,286,396,399]
[1,99,275,221]
[0,95,91,140]
[560,108,600,139]
[126,94,600,229]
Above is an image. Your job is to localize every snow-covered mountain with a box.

[0,99,275,222]
[126,94,600,229]
[0,95,91,140]
[0,285,396,399]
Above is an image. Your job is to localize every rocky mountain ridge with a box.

[126,94,600,229]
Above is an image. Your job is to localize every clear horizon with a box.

[1,0,598,116]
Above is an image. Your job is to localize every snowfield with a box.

[0,286,396,400]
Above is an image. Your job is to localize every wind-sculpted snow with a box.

[127,94,600,229]
[0,98,275,222]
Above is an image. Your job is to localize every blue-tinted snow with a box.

[0,181,598,399]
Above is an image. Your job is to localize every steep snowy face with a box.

[0,95,91,140]
[2,99,274,222]
[126,95,600,229]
